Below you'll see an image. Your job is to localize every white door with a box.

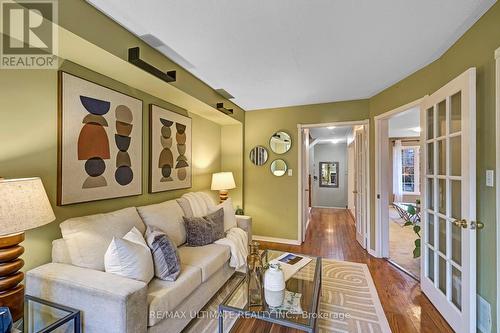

[420,68,476,333]
[354,126,366,248]
[301,128,310,242]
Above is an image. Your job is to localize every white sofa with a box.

[26,192,252,333]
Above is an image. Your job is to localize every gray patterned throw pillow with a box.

[183,208,225,246]
[146,228,181,281]
[206,208,224,241]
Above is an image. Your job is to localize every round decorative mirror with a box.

[269,131,292,154]
[270,159,288,177]
[249,146,269,166]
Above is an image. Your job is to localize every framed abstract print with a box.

[58,71,143,205]
[149,104,192,193]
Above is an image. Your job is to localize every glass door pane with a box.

[424,92,464,311]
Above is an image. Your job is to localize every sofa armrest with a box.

[236,215,252,244]
[26,263,148,333]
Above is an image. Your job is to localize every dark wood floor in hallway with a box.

[233,207,453,333]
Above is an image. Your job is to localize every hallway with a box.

[235,208,453,333]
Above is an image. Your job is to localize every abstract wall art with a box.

[149,104,192,193]
[58,71,143,205]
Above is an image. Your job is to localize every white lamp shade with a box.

[211,172,236,191]
[0,177,56,235]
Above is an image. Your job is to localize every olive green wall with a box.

[0,60,225,272]
[368,2,500,328]
[221,124,244,208]
[244,100,370,240]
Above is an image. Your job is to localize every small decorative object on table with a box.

[0,307,12,333]
[235,206,244,215]
[264,263,285,307]
[247,241,264,310]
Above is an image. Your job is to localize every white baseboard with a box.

[252,235,302,245]
[368,248,381,258]
[312,205,348,209]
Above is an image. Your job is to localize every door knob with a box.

[452,219,468,228]
[470,221,484,230]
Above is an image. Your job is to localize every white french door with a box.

[301,128,310,242]
[354,126,367,248]
[420,68,477,333]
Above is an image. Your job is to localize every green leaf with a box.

[403,221,413,227]
[413,225,421,234]
[413,247,421,258]
[407,206,416,215]
[414,238,421,247]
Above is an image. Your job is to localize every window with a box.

[400,146,420,194]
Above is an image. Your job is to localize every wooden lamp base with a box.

[218,190,229,202]
[0,232,25,321]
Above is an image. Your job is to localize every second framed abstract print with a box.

[149,104,192,193]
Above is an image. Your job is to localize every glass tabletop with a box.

[13,296,80,333]
[220,250,322,331]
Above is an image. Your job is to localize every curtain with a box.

[393,140,403,202]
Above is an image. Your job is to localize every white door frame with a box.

[297,120,370,247]
[495,46,500,333]
[374,98,425,257]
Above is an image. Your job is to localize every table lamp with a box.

[0,177,55,321]
[211,172,236,202]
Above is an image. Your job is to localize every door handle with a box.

[452,219,468,228]
[353,191,358,194]
[470,221,484,230]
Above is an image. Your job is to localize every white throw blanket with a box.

[182,192,211,217]
[215,227,248,272]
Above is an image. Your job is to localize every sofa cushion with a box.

[137,200,186,246]
[147,264,202,326]
[210,198,238,231]
[178,244,230,282]
[60,207,146,271]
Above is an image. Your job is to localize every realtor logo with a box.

[1,0,58,69]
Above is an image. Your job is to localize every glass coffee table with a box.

[218,250,322,333]
[12,295,81,333]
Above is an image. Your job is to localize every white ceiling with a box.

[310,126,353,143]
[388,107,421,138]
[87,0,495,110]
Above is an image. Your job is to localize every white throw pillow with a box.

[212,198,237,232]
[104,227,154,283]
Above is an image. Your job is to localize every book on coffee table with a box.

[271,252,312,280]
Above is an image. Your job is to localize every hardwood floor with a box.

[232,207,453,333]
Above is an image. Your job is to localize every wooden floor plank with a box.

[232,208,453,333]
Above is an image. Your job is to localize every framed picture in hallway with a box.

[57,71,143,205]
[149,104,192,193]
[319,161,339,188]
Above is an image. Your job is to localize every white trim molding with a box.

[495,46,500,333]
[252,235,302,246]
